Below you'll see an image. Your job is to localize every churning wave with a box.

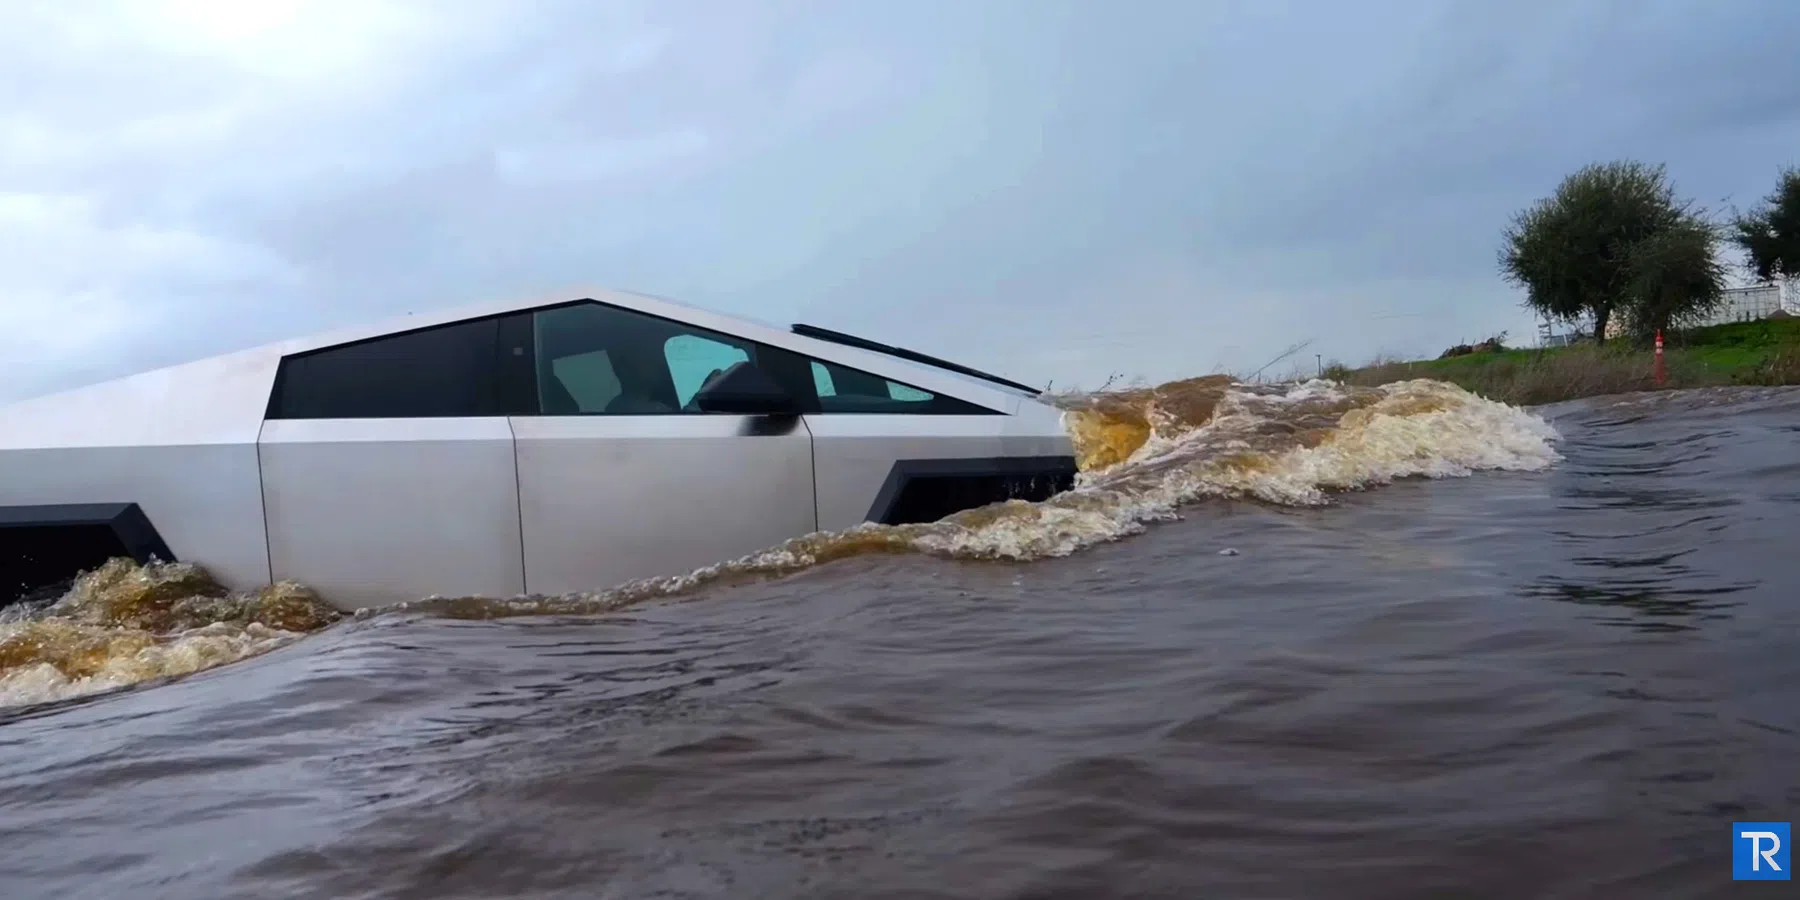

[0,375,1560,708]
[0,559,339,709]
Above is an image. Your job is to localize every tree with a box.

[1499,160,1724,344]
[1730,166,1800,282]
[1620,215,1727,337]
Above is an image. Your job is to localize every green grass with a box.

[1328,317,1800,406]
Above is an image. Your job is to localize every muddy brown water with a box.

[0,381,1796,898]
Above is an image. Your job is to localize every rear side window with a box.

[808,359,995,414]
[268,318,503,419]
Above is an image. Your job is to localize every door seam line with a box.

[509,416,529,597]
[802,416,819,532]
[255,418,274,586]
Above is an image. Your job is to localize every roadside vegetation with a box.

[1323,161,1800,406]
[1325,318,1800,407]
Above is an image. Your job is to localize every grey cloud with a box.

[3,0,1799,401]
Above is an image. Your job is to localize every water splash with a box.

[406,376,1560,619]
[0,558,340,708]
[0,374,1561,704]
[1057,375,1238,470]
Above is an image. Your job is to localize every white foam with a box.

[0,619,307,708]
[920,378,1560,555]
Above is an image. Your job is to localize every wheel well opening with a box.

[866,457,1080,526]
[1,504,175,610]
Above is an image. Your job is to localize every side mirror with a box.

[692,361,802,416]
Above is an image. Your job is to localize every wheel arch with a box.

[0,502,176,606]
[863,455,1080,526]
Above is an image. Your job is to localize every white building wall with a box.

[1535,278,1797,347]
[1691,282,1785,326]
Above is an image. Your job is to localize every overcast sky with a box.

[2,0,1797,401]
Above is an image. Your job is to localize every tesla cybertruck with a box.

[0,289,1078,610]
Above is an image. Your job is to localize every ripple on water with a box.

[0,386,1796,900]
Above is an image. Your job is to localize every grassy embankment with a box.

[1326,317,1800,406]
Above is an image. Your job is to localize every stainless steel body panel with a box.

[0,443,272,590]
[0,346,279,450]
[510,415,816,596]
[806,396,1074,532]
[998,398,1076,459]
[257,418,526,608]
[806,416,1007,532]
[0,344,282,590]
[0,285,1076,613]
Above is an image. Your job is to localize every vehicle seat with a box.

[603,392,674,414]
[540,372,580,414]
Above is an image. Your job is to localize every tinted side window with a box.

[269,318,502,419]
[808,359,995,414]
[545,348,621,413]
[666,334,750,408]
[530,302,764,415]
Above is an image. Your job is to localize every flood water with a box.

[1,381,1797,898]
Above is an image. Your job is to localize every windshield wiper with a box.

[791,323,1043,395]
